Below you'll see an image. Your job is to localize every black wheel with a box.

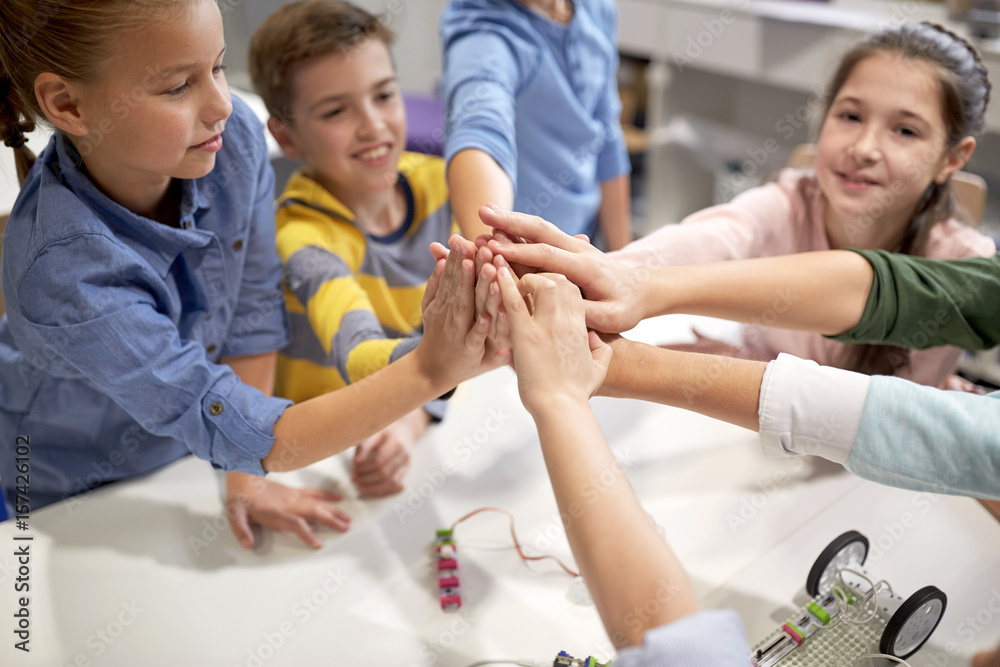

[880,585,947,659]
[805,530,870,597]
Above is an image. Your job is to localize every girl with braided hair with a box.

[0,0,500,548]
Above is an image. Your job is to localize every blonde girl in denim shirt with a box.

[0,0,501,548]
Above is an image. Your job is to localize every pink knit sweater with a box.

[612,169,997,386]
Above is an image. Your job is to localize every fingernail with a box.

[499,267,510,279]
[487,203,506,213]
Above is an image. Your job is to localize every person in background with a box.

[441,0,633,250]
[249,1,479,511]
[0,0,501,550]
[611,22,995,391]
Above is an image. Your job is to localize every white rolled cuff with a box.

[757,353,870,464]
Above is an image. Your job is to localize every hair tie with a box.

[3,132,26,149]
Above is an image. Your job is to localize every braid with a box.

[919,21,992,139]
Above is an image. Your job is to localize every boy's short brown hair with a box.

[249,0,395,124]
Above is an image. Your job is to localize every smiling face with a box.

[270,38,406,209]
[815,52,970,249]
[72,0,232,206]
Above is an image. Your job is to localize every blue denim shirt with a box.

[441,0,631,239]
[0,96,291,508]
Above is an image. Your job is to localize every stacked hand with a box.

[476,205,645,334]
[226,472,351,550]
[352,409,431,497]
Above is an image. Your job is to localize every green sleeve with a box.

[828,249,1000,350]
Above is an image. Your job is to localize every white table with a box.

[1,317,999,666]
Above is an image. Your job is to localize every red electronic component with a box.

[435,529,461,611]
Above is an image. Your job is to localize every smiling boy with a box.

[249,1,457,498]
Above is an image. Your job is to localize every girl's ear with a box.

[267,116,302,160]
[34,73,90,137]
[935,136,977,184]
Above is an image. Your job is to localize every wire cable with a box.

[450,507,579,577]
[820,568,912,667]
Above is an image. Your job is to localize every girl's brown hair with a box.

[819,22,991,377]
[0,0,193,185]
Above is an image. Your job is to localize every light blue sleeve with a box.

[442,29,534,186]
[613,610,749,667]
[590,1,631,183]
[845,376,1000,499]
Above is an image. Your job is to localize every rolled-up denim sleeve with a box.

[19,236,289,475]
[222,125,290,358]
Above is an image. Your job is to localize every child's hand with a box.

[418,235,495,390]
[225,472,350,550]
[475,246,513,366]
[351,409,431,497]
[496,265,612,416]
[481,206,645,333]
[426,236,513,367]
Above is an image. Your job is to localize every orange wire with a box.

[450,506,579,577]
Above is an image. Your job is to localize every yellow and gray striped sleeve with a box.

[277,218,418,387]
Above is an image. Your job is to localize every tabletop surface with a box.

[1,316,999,667]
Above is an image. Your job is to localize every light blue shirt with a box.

[846,377,1000,499]
[441,0,631,239]
[0,96,291,509]
[759,353,1000,500]
[614,610,750,666]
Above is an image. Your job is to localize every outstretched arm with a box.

[599,336,765,432]
[600,334,1000,501]
[266,235,500,472]
[448,149,514,240]
[482,207,873,336]
[497,268,700,647]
